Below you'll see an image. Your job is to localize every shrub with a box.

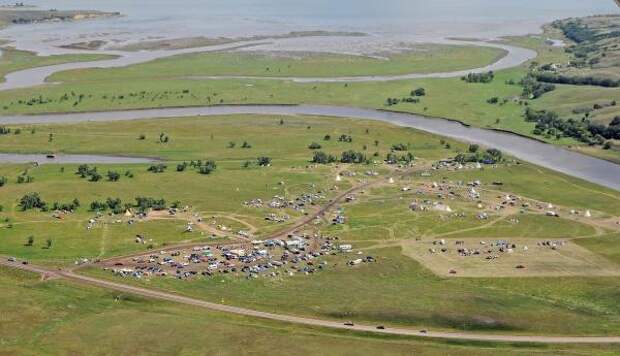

[19,192,46,211]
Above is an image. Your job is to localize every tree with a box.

[176,162,188,172]
[411,87,426,96]
[308,142,322,150]
[26,235,34,247]
[89,171,102,182]
[0,176,6,187]
[198,160,217,175]
[312,151,337,164]
[391,143,408,151]
[340,150,367,164]
[468,144,479,153]
[45,238,52,249]
[484,148,503,163]
[323,134,331,141]
[241,141,252,149]
[19,192,46,211]
[338,135,353,143]
[257,157,272,167]
[107,170,120,182]
[147,164,167,173]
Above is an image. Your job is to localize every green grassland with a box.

[0,47,115,82]
[0,115,458,264]
[576,232,620,264]
[83,244,620,336]
[0,105,617,351]
[10,267,599,356]
[0,114,462,160]
[1,114,617,266]
[48,44,506,80]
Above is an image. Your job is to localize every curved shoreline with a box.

[0,104,618,191]
[0,39,535,90]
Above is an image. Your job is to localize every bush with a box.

[19,192,46,211]
[147,164,167,173]
[176,162,188,172]
[411,87,426,96]
[391,143,408,151]
[198,160,217,175]
[107,171,120,182]
[308,142,322,150]
[461,71,494,83]
[257,156,272,166]
[337,134,353,143]
[486,97,499,104]
[312,151,337,164]
[340,150,367,164]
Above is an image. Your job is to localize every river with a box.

[0,105,618,191]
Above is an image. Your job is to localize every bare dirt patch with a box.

[401,238,620,277]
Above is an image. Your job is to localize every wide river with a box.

[0,0,617,55]
[1,105,619,191]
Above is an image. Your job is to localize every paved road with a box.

[1,105,619,191]
[1,259,619,344]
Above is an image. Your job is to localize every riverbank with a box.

[0,104,618,191]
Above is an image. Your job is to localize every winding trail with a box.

[1,104,618,191]
[1,258,619,344]
[0,39,534,90]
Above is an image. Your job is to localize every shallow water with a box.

[0,0,617,54]
[0,105,618,191]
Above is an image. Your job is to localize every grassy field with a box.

[9,267,601,356]
[0,108,617,353]
[0,47,115,82]
[83,244,620,336]
[48,44,506,81]
[0,114,617,266]
[0,114,454,264]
